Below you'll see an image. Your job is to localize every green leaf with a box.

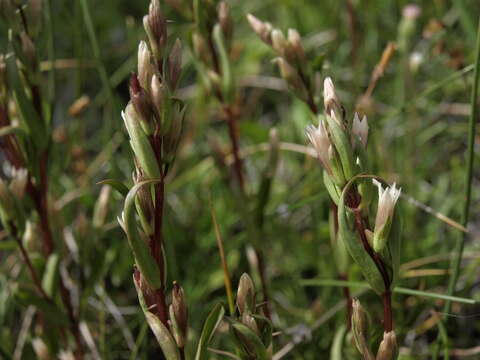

[145,312,181,360]
[230,321,269,360]
[123,180,162,289]
[97,179,129,197]
[195,303,225,360]
[213,24,233,102]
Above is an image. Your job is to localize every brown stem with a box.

[152,177,169,327]
[256,248,271,320]
[224,105,245,192]
[339,274,352,331]
[382,291,393,332]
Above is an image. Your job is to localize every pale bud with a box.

[352,113,369,148]
[151,74,165,119]
[170,282,188,348]
[376,331,397,360]
[271,29,287,57]
[287,28,305,63]
[306,121,332,175]
[237,273,255,315]
[143,0,167,61]
[167,39,182,91]
[247,14,272,45]
[323,77,341,117]
[352,298,374,360]
[137,41,153,91]
[372,180,401,253]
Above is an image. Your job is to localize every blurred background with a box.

[1,0,480,358]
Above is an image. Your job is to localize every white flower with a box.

[352,113,369,147]
[373,179,401,231]
[306,121,332,174]
[372,179,401,252]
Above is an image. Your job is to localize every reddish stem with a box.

[224,105,245,192]
[348,188,393,333]
[382,290,393,332]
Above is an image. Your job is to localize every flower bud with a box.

[129,73,154,135]
[376,331,397,360]
[246,14,272,45]
[271,29,288,57]
[287,28,305,64]
[352,112,369,148]
[323,77,341,118]
[372,180,401,253]
[122,103,161,179]
[306,121,333,176]
[151,74,166,119]
[143,0,167,61]
[169,282,188,348]
[167,39,182,91]
[237,273,255,315]
[137,41,154,92]
[352,298,374,360]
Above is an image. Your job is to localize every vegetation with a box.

[0,0,480,359]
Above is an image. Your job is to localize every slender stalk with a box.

[210,198,235,315]
[434,17,480,358]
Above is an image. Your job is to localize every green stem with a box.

[433,16,480,359]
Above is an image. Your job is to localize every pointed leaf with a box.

[145,312,181,360]
[97,179,129,197]
[195,303,225,360]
